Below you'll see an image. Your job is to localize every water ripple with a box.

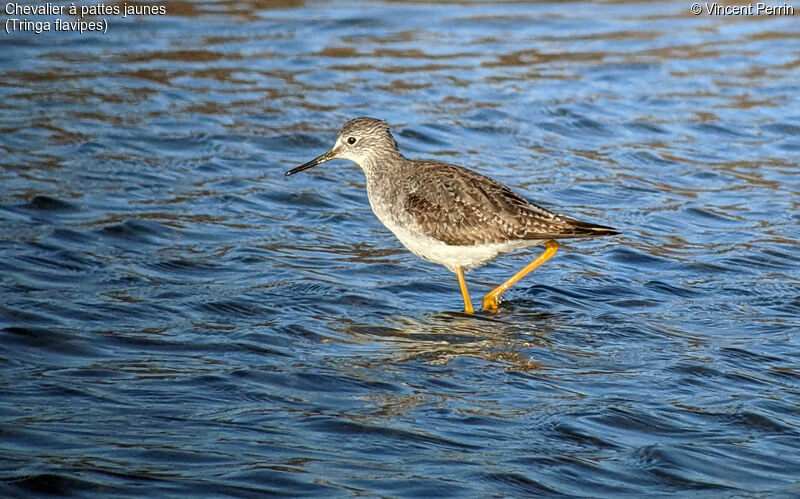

[2,0,799,496]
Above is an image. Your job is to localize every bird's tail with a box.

[557,216,620,238]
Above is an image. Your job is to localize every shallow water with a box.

[2,0,800,495]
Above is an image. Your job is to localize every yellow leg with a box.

[482,240,559,313]
[456,266,474,314]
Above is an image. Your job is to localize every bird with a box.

[285,117,618,313]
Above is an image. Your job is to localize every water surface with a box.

[2,0,800,495]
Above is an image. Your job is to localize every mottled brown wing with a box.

[403,162,617,246]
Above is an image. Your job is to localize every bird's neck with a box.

[358,150,404,177]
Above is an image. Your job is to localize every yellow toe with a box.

[482,294,499,313]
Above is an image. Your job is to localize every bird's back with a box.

[385,160,618,247]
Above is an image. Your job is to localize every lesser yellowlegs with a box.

[286,117,618,313]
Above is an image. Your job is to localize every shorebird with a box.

[286,117,618,313]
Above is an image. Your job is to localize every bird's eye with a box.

[347,137,357,145]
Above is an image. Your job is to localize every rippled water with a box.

[2,0,800,495]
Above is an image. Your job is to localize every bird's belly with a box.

[402,233,533,272]
[372,208,534,272]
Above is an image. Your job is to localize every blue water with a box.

[2,1,800,495]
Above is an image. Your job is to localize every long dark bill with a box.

[285,149,337,176]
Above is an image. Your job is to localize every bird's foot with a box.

[482,294,500,313]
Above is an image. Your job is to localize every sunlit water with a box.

[2,1,799,495]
